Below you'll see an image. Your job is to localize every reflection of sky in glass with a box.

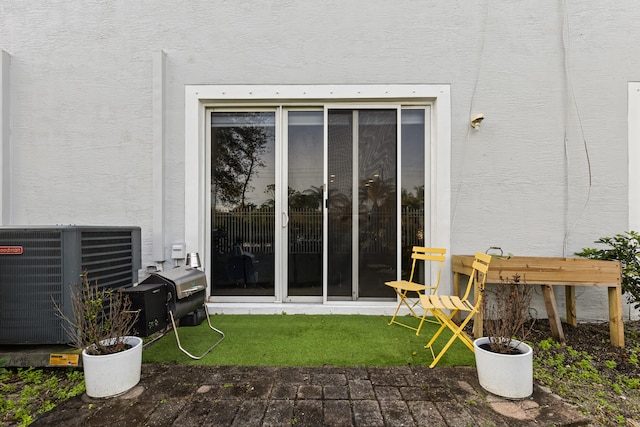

[288,111,323,194]
[401,110,425,196]
[250,137,275,207]
[211,112,275,127]
[211,109,426,208]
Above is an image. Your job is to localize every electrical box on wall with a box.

[171,243,186,259]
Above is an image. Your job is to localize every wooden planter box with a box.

[452,255,624,348]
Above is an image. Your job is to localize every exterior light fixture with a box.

[470,114,484,129]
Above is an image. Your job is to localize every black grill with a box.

[138,266,224,359]
[140,266,207,321]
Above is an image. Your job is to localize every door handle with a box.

[282,211,289,228]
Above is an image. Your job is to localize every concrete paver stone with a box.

[31,365,591,426]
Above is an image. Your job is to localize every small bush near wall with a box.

[576,231,640,310]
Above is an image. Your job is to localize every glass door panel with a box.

[400,109,426,282]
[327,109,398,300]
[327,110,353,297]
[287,111,324,297]
[206,106,428,302]
[209,111,276,296]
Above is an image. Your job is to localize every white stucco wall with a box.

[2,1,639,320]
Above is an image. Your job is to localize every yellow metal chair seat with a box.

[385,247,446,336]
[385,280,430,293]
[421,252,491,368]
[424,295,475,313]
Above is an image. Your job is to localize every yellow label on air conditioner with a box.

[49,353,80,366]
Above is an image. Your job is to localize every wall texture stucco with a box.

[2,1,639,319]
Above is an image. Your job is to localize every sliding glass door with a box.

[207,105,429,301]
[209,111,276,296]
[286,111,324,298]
[326,109,398,299]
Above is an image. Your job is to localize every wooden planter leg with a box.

[608,286,625,348]
[565,285,577,327]
[542,285,566,346]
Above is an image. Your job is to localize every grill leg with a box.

[169,305,225,360]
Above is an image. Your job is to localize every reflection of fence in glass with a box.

[401,207,425,281]
[289,209,322,253]
[213,207,424,255]
[358,210,396,254]
[213,209,275,255]
[402,207,424,248]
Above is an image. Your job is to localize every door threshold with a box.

[205,301,407,316]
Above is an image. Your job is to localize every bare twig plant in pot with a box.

[473,274,536,399]
[56,272,142,398]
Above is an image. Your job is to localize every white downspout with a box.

[1,51,11,225]
[152,50,167,270]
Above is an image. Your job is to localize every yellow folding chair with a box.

[420,251,492,368]
[385,247,446,335]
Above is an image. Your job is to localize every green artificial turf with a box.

[142,314,476,367]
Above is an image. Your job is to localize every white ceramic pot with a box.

[82,336,143,398]
[473,337,533,399]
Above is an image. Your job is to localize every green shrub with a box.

[575,231,640,309]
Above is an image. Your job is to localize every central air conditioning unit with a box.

[0,226,142,345]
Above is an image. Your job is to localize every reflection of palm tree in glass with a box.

[328,188,352,215]
[327,188,352,255]
[359,176,395,212]
[401,185,424,209]
[261,184,323,211]
[279,184,323,254]
[303,186,323,210]
[290,185,323,210]
[358,176,396,253]
[400,186,423,243]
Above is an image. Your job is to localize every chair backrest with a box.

[459,252,492,303]
[408,246,446,290]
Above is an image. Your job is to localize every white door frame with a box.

[185,84,452,310]
[629,82,640,231]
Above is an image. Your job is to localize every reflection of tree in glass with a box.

[261,184,279,209]
[262,184,323,211]
[359,176,395,213]
[328,188,352,215]
[212,118,270,209]
[291,185,323,210]
[401,185,424,209]
[401,185,424,250]
[358,175,396,252]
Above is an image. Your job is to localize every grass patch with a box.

[532,336,640,425]
[0,367,84,426]
[142,314,475,367]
